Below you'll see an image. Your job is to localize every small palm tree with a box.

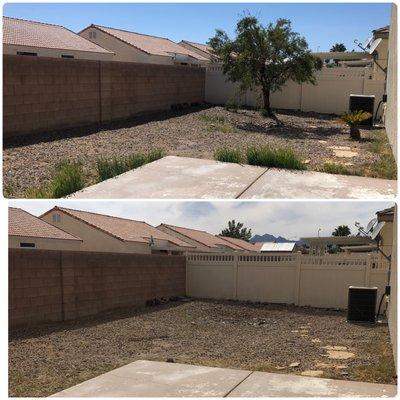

[340,110,372,140]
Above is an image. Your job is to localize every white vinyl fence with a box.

[205,65,385,117]
[186,252,389,310]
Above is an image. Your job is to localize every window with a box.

[61,54,74,59]
[89,31,97,39]
[52,214,61,223]
[17,51,37,56]
[20,242,35,248]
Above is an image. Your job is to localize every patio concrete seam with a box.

[223,370,254,397]
[235,167,269,199]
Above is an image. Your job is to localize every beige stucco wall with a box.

[385,4,397,160]
[42,210,150,254]
[9,235,81,251]
[79,27,172,65]
[3,44,113,61]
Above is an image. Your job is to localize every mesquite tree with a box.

[209,16,322,119]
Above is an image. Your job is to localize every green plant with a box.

[246,146,306,170]
[318,162,352,175]
[24,161,84,198]
[96,149,165,182]
[340,110,372,140]
[200,114,226,124]
[51,161,84,198]
[214,148,243,164]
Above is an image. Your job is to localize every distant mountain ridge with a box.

[251,233,304,246]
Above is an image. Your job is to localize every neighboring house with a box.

[157,224,250,253]
[371,25,389,79]
[301,236,374,255]
[79,24,209,66]
[256,242,299,253]
[41,207,194,255]
[179,40,215,62]
[217,236,259,252]
[3,16,114,60]
[8,207,82,251]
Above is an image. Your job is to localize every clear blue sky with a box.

[3,3,392,52]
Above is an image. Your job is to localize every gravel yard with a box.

[3,106,390,198]
[9,300,395,397]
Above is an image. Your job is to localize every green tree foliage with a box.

[208,16,322,119]
[330,43,347,52]
[221,220,252,241]
[332,225,351,237]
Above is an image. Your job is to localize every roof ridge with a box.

[3,15,65,29]
[93,24,171,41]
[54,206,147,224]
[161,223,210,234]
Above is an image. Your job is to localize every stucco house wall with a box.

[3,44,114,61]
[9,235,81,251]
[79,27,172,65]
[41,210,151,254]
[385,4,397,160]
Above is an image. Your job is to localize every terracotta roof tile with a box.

[43,207,193,248]
[87,25,208,60]
[3,16,113,54]
[159,224,243,250]
[218,236,259,252]
[9,207,81,241]
[181,40,214,56]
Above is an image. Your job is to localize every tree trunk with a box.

[350,125,361,140]
[262,89,273,117]
[261,88,282,125]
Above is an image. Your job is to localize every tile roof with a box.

[9,207,81,241]
[218,236,259,252]
[42,207,193,248]
[159,224,243,250]
[3,16,113,54]
[84,24,208,60]
[180,40,214,56]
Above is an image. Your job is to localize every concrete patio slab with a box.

[241,168,396,199]
[70,156,266,199]
[69,156,396,199]
[51,360,396,398]
[51,360,251,397]
[228,370,397,397]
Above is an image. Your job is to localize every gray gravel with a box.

[9,300,395,397]
[3,106,380,198]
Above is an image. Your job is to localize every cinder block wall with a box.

[4,55,205,138]
[9,249,186,327]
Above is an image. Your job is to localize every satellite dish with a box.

[366,218,377,233]
[371,221,385,240]
[361,36,373,49]
[368,38,382,54]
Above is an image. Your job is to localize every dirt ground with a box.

[3,106,385,198]
[9,300,396,397]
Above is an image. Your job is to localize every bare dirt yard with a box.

[9,300,396,397]
[3,106,395,198]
